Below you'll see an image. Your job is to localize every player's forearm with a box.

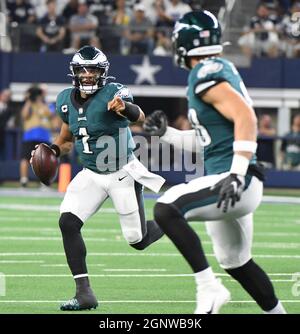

[161,126,197,152]
[52,138,73,156]
[233,111,257,160]
[229,112,258,176]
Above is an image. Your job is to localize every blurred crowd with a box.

[1,0,300,58]
[239,0,300,58]
[2,0,211,55]
[257,112,300,170]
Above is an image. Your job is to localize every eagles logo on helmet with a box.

[69,45,114,94]
[172,10,223,69]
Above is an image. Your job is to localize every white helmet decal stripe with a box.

[203,10,219,28]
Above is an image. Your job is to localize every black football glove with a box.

[143,110,168,137]
[211,174,245,213]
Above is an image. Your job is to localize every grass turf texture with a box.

[0,195,299,314]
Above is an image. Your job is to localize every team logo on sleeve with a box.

[114,87,131,99]
[61,105,68,113]
[197,62,223,79]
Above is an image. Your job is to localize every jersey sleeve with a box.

[55,90,69,124]
[189,59,229,97]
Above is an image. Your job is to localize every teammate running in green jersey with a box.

[144,11,286,314]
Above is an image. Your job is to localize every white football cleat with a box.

[194,280,231,314]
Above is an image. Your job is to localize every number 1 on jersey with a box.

[79,127,93,154]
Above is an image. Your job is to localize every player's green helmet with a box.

[172,11,223,69]
[70,45,110,94]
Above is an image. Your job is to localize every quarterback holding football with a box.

[31,46,165,311]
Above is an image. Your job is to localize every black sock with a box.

[59,212,87,276]
[75,276,91,295]
[226,259,278,311]
[130,220,164,250]
[154,202,209,272]
[74,277,97,306]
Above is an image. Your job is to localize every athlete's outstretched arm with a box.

[161,126,198,153]
[143,110,198,153]
[52,122,74,156]
[108,96,145,122]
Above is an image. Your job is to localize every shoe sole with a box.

[211,290,231,314]
[60,303,99,311]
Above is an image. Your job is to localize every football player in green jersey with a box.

[31,46,165,311]
[144,11,286,314]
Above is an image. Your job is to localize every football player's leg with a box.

[110,173,164,249]
[206,214,286,314]
[128,182,164,250]
[154,173,229,271]
[154,174,231,313]
[59,169,108,310]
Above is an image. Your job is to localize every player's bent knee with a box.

[59,212,83,234]
[215,248,251,269]
[119,212,143,244]
[124,229,143,244]
[154,202,182,227]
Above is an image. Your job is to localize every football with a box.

[31,143,58,186]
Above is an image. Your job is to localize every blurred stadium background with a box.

[1,0,300,314]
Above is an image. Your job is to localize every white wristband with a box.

[233,141,257,153]
[230,154,250,176]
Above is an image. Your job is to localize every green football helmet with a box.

[70,46,110,94]
[172,10,223,69]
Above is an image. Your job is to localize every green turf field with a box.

[0,194,299,314]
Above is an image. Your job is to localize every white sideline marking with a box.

[263,196,300,204]
[1,252,300,259]
[0,300,298,304]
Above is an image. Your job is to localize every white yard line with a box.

[1,228,300,238]
[0,227,123,234]
[0,299,298,304]
[102,269,167,272]
[40,264,105,267]
[0,204,117,213]
[1,252,300,258]
[0,260,44,264]
[1,236,300,249]
[0,274,298,280]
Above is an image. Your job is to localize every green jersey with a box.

[56,83,135,173]
[187,57,256,175]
